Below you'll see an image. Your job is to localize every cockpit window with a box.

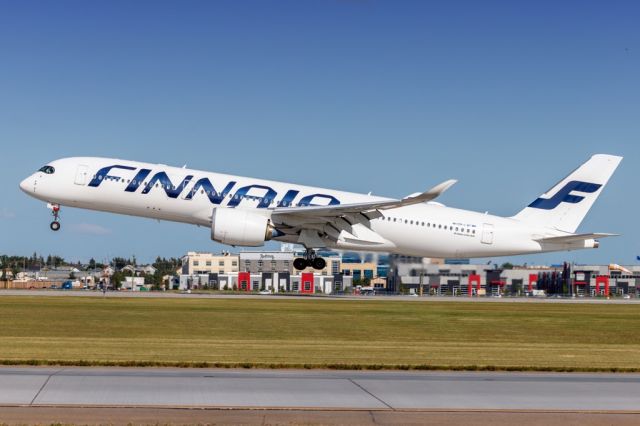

[38,166,55,174]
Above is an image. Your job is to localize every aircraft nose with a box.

[19,176,32,193]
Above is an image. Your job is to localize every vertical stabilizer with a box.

[512,154,622,233]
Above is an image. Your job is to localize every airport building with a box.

[389,258,640,297]
[5,248,639,297]
[178,251,352,294]
[181,251,239,275]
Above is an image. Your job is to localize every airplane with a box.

[20,154,622,270]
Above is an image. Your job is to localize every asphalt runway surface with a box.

[1,367,640,425]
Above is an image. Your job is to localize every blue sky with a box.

[0,0,638,265]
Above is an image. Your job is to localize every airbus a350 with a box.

[20,154,622,270]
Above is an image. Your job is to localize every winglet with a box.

[403,179,457,203]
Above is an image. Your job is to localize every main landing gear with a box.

[294,249,327,271]
[49,203,61,231]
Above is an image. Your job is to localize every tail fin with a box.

[512,154,622,233]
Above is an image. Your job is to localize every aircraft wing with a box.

[272,179,457,218]
[270,179,456,248]
[534,233,619,244]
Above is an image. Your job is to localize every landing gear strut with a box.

[294,249,326,271]
[49,204,61,231]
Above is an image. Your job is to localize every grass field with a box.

[1,295,639,371]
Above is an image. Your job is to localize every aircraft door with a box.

[74,165,89,185]
[481,223,494,244]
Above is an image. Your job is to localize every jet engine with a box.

[211,208,277,246]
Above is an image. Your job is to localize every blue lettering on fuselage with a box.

[88,165,341,207]
[141,172,194,198]
[227,184,277,208]
[88,165,136,187]
[184,178,236,204]
[277,190,299,207]
[125,169,152,192]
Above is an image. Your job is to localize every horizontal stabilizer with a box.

[534,233,619,244]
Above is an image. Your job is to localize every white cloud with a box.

[69,223,112,236]
[0,208,16,219]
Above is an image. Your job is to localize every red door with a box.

[301,273,314,294]
[239,272,251,292]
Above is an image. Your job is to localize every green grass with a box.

[1,295,639,371]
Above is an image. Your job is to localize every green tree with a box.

[111,257,129,270]
[111,271,125,289]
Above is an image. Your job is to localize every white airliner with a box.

[20,154,621,270]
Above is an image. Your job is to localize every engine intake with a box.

[211,208,276,246]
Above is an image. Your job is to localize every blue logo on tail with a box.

[529,180,602,210]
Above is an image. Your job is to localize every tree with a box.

[111,257,130,270]
[501,262,514,270]
[146,271,163,290]
[110,271,125,289]
[50,255,65,268]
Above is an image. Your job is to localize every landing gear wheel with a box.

[294,249,327,271]
[312,257,326,270]
[293,258,308,271]
[48,203,61,231]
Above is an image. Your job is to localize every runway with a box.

[2,367,640,411]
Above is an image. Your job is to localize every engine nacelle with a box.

[211,208,276,246]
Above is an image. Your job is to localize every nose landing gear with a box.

[49,203,61,231]
[294,249,327,271]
